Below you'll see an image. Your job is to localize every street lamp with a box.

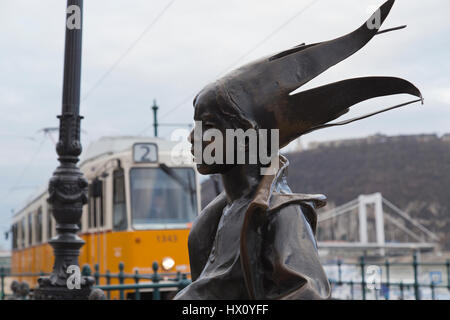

[34,0,94,299]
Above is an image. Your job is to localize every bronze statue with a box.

[175,0,422,300]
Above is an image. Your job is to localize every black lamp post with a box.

[152,99,159,137]
[34,0,94,299]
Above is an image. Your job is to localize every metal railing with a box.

[82,261,191,300]
[0,262,190,300]
[2,253,449,300]
[0,267,50,300]
[325,253,450,300]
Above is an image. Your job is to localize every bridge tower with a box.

[317,192,438,256]
[358,193,385,254]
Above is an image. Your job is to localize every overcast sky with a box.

[0,0,449,248]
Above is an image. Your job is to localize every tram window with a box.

[12,223,18,250]
[47,205,54,240]
[21,218,26,248]
[28,214,33,246]
[36,207,43,244]
[113,169,127,231]
[130,167,197,229]
[88,179,104,229]
[88,184,95,228]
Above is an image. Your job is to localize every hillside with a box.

[200,134,450,249]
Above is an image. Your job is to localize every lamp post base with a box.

[33,219,95,300]
[33,281,94,300]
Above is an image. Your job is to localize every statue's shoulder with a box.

[188,192,227,281]
[188,191,227,252]
[266,192,327,235]
[268,192,327,211]
[192,192,227,230]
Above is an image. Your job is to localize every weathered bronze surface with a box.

[175,0,422,300]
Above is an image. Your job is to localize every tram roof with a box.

[13,136,190,219]
[80,136,184,165]
[12,184,47,219]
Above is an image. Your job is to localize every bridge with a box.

[317,193,439,256]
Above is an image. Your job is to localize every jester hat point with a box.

[194,0,423,148]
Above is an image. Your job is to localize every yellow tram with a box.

[10,136,200,298]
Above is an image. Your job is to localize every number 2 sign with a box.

[133,143,158,163]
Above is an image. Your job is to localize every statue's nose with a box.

[188,129,194,144]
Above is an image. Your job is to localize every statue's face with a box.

[188,88,236,175]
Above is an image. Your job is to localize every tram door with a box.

[87,177,107,278]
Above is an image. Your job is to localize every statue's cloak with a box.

[175,155,331,299]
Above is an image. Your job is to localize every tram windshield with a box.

[130,167,197,229]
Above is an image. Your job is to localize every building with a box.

[442,133,450,143]
[306,133,442,151]
[0,250,11,270]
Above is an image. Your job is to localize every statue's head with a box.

[189,0,422,175]
[188,82,259,175]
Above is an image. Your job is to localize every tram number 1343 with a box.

[157,234,179,243]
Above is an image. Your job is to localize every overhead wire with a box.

[145,0,321,133]
[0,136,47,227]
[82,0,177,102]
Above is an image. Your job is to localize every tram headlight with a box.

[162,257,175,271]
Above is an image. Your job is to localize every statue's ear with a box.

[241,121,259,152]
